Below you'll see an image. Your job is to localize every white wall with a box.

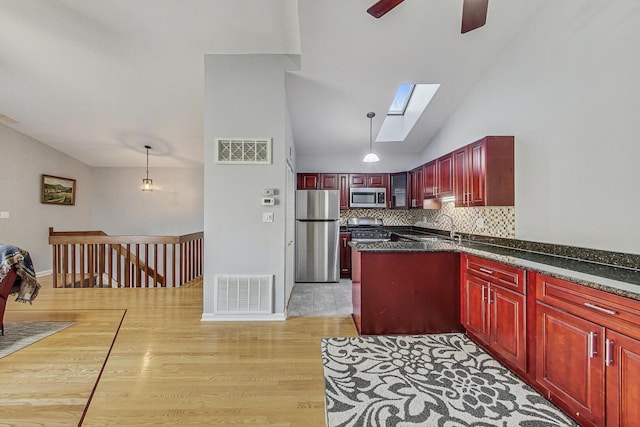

[421,0,640,255]
[91,167,203,235]
[203,54,299,320]
[296,152,417,174]
[0,123,93,271]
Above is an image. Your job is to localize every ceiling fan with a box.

[367,0,489,34]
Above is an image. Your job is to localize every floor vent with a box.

[215,138,272,164]
[214,275,273,314]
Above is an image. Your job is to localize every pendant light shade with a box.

[363,112,380,163]
[142,145,153,191]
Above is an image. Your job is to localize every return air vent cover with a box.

[216,138,272,164]
[214,274,273,314]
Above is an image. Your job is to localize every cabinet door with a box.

[339,233,352,278]
[461,273,489,344]
[319,173,339,189]
[468,140,486,206]
[410,167,424,208]
[349,174,367,188]
[423,161,437,199]
[339,174,349,210]
[390,172,408,209]
[436,153,453,197]
[297,173,319,189]
[490,285,526,372]
[453,147,468,206]
[367,174,388,188]
[606,329,640,427]
[536,303,605,427]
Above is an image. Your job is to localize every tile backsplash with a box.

[341,202,515,238]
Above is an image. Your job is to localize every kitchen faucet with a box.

[435,213,462,244]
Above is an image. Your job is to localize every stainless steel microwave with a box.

[349,187,387,208]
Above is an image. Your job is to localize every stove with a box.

[347,217,391,243]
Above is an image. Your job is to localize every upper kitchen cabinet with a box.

[338,174,349,210]
[453,136,514,207]
[390,172,408,209]
[349,173,388,188]
[319,173,339,189]
[297,173,319,189]
[436,153,454,198]
[422,161,437,199]
[409,167,424,208]
[422,154,453,200]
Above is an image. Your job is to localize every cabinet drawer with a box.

[463,254,526,294]
[536,274,640,336]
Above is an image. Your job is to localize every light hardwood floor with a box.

[1,276,357,426]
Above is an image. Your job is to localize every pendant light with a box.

[142,145,153,191]
[362,112,380,163]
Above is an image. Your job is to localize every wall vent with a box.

[214,275,273,314]
[216,138,272,164]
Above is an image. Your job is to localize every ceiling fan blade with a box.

[461,0,488,33]
[367,0,405,18]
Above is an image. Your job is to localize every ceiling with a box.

[0,0,546,167]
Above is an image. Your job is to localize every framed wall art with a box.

[41,174,76,206]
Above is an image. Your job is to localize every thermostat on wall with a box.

[263,188,275,196]
[262,197,275,206]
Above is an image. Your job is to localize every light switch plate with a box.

[0,211,9,219]
[262,212,274,223]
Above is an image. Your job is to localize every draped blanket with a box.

[0,245,41,303]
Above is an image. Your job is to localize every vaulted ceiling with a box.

[0,0,545,167]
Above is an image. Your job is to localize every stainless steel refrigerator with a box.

[295,190,340,283]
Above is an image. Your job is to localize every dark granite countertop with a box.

[350,231,640,301]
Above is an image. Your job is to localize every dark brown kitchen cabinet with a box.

[409,167,423,208]
[339,174,349,210]
[352,248,463,335]
[389,172,408,209]
[536,301,605,427]
[453,136,514,207]
[319,173,339,189]
[297,173,319,189]
[535,273,640,427]
[436,153,454,198]
[350,173,388,188]
[339,233,351,278]
[461,254,527,373]
[423,161,437,199]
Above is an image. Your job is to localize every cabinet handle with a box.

[479,267,494,275]
[605,339,614,366]
[343,238,347,248]
[584,302,617,316]
[588,332,598,358]
[482,286,486,302]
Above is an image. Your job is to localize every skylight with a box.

[387,83,415,115]
[377,83,440,143]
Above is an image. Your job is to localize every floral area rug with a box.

[0,322,74,358]
[321,333,577,427]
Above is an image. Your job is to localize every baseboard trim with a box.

[201,313,286,322]
[37,269,53,277]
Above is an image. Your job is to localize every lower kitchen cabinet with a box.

[352,249,463,335]
[339,233,351,278]
[461,254,527,373]
[536,302,605,426]
[535,273,640,427]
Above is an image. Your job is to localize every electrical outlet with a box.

[475,217,485,229]
[262,212,274,223]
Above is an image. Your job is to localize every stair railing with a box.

[48,228,203,288]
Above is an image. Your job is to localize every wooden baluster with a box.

[62,244,69,287]
[125,244,131,288]
[52,244,58,288]
[116,245,122,288]
[80,244,85,288]
[162,244,167,288]
[172,243,177,288]
[153,243,158,287]
[71,244,77,288]
[108,244,113,288]
[135,244,141,287]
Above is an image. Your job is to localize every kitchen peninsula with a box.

[350,230,640,427]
